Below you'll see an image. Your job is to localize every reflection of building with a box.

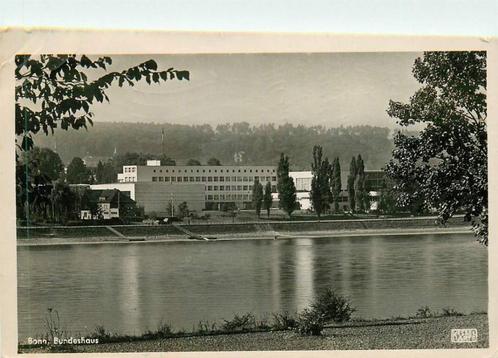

[116,160,278,210]
[286,170,388,212]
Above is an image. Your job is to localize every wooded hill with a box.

[33,122,394,170]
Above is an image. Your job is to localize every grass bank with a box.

[19,313,488,353]
[17,215,470,242]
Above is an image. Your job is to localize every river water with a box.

[17,233,487,339]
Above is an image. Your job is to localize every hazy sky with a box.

[91,52,422,128]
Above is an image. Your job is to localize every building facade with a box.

[117,161,278,210]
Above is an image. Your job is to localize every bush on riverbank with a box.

[311,288,356,323]
[294,309,325,336]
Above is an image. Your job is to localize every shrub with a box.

[441,307,464,317]
[294,308,325,336]
[221,313,257,332]
[272,312,297,330]
[310,288,355,322]
[155,321,173,337]
[415,306,433,318]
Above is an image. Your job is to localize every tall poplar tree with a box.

[263,181,273,219]
[347,157,357,212]
[252,178,264,218]
[310,145,331,219]
[277,153,297,219]
[330,157,342,212]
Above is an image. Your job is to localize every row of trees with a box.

[251,179,273,218]
[34,122,393,170]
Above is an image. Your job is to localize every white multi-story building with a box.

[109,161,279,212]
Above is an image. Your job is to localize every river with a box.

[17,233,487,339]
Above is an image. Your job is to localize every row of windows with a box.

[152,168,275,174]
[151,176,276,183]
[124,167,136,173]
[122,177,136,182]
[206,194,251,201]
[206,185,277,192]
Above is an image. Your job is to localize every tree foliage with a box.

[207,157,222,166]
[347,157,357,212]
[252,178,264,218]
[330,157,342,212]
[186,159,202,166]
[15,54,189,223]
[385,51,487,244]
[277,153,297,219]
[263,181,273,218]
[66,157,91,184]
[354,154,369,212]
[310,145,331,218]
[34,122,393,170]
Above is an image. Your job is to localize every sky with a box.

[89,52,422,129]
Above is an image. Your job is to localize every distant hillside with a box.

[33,122,394,170]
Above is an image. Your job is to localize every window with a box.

[158,177,164,182]
[208,177,213,182]
[220,186,224,191]
[214,186,218,190]
[152,177,157,182]
[214,194,219,200]
[237,185,242,191]
[237,194,243,200]
[171,177,176,182]
[232,185,237,191]
[177,177,183,182]
[202,177,206,181]
[243,177,248,182]
[196,177,201,182]
[226,194,232,200]
[272,176,277,181]
[214,177,218,182]
[220,177,224,182]
[248,185,252,191]
[232,176,236,181]
[243,185,248,190]
[208,186,213,191]
[226,186,230,190]
[237,177,243,182]
[190,177,195,182]
[184,176,188,182]
[214,169,217,173]
[249,177,253,181]
[226,176,230,181]
[243,194,248,200]
[165,177,170,182]
[272,185,277,192]
[160,169,162,172]
[266,177,271,182]
[166,169,169,173]
[220,194,225,200]
[207,195,213,200]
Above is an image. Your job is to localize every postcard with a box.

[0,29,496,357]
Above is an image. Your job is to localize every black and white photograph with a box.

[5,32,493,355]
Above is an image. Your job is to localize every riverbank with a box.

[19,313,488,352]
[16,225,473,246]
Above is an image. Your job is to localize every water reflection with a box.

[18,233,487,339]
